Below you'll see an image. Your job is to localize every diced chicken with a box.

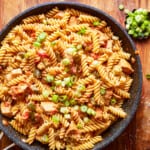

[95,108,103,119]
[41,102,58,114]
[113,65,122,75]
[8,82,28,96]
[104,89,113,105]
[1,102,12,117]
[37,62,45,70]
[54,11,64,19]
[84,42,93,52]
[5,74,12,81]
[70,66,77,74]
[99,32,109,42]
[5,69,22,80]
[106,40,113,49]
[69,16,78,25]
[11,68,22,77]
[119,59,134,74]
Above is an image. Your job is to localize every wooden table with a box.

[0,0,150,150]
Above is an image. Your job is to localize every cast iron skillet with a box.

[0,2,142,150]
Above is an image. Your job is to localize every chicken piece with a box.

[40,102,58,114]
[106,40,113,49]
[99,32,109,42]
[104,89,113,105]
[95,108,103,119]
[1,102,12,117]
[5,69,22,80]
[119,59,134,74]
[113,65,122,75]
[9,82,28,96]
[54,11,64,19]
[69,16,78,25]
[11,68,22,77]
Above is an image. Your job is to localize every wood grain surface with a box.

[0,0,150,150]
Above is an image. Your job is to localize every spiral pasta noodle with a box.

[48,128,56,150]
[26,126,37,144]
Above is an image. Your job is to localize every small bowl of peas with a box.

[125,8,150,39]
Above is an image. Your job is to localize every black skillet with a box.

[0,2,142,150]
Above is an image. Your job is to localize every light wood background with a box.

[0,0,150,150]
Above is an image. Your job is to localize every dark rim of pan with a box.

[0,2,142,150]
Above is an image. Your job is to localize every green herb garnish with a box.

[93,21,101,26]
[52,115,59,124]
[33,41,41,47]
[100,87,106,95]
[78,28,86,35]
[52,94,59,103]
[111,98,117,105]
[37,32,47,43]
[119,4,124,10]
[80,105,88,113]
[46,74,54,83]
